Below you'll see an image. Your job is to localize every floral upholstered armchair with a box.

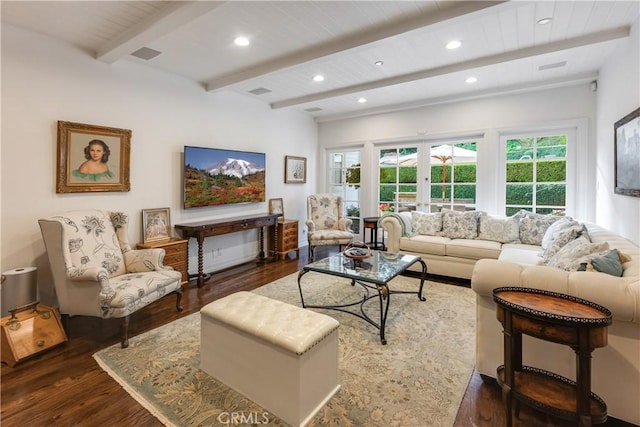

[38,210,183,348]
[306,193,353,259]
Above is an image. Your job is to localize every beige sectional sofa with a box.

[380,210,640,424]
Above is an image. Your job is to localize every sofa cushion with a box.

[477,213,520,243]
[446,239,501,260]
[400,235,449,256]
[410,211,442,235]
[499,243,543,265]
[440,210,480,239]
[519,212,563,245]
[544,236,610,271]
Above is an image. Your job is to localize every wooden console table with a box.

[493,287,612,427]
[175,213,280,287]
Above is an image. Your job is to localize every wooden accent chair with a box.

[306,193,353,259]
[38,210,182,348]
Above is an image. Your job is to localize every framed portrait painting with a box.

[56,120,131,193]
[284,155,307,184]
[614,107,640,197]
[142,208,172,243]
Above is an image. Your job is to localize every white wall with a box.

[595,16,640,245]
[319,84,597,222]
[1,24,317,297]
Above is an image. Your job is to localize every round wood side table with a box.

[492,287,612,427]
[363,217,385,250]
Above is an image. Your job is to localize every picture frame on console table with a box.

[56,121,131,193]
[142,208,172,243]
[285,156,307,184]
[614,107,640,197]
[268,198,284,217]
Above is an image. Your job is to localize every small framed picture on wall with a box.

[284,155,307,184]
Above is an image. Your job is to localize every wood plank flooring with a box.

[1,247,634,426]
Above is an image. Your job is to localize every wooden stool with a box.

[363,217,385,250]
[493,287,612,427]
[200,291,340,427]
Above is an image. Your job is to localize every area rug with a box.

[93,272,476,426]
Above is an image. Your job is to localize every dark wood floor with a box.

[1,247,635,426]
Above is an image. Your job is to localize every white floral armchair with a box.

[38,210,183,348]
[306,193,354,259]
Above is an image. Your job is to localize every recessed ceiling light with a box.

[537,17,552,25]
[446,40,462,50]
[357,98,367,104]
[234,36,250,47]
[313,74,325,82]
[374,60,384,66]
[465,77,477,84]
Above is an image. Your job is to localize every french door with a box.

[378,141,478,214]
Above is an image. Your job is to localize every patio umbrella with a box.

[430,145,477,201]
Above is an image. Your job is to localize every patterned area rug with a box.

[93,272,476,426]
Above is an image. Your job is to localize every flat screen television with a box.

[183,146,266,209]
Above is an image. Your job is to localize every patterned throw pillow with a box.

[477,213,520,243]
[519,212,563,246]
[440,210,480,239]
[410,211,442,236]
[543,236,610,271]
[540,219,584,262]
[541,217,576,249]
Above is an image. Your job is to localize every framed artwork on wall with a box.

[285,155,307,184]
[614,107,640,198]
[142,208,172,243]
[269,198,284,217]
[56,120,131,193]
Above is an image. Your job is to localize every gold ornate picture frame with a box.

[56,120,131,193]
[285,155,307,184]
[142,208,172,243]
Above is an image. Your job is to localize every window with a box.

[377,142,477,214]
[329,150,361,234]
[505,135,567,216]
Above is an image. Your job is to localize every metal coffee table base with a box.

[297,259,426,345]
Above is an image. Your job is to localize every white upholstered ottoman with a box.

[200,291,340,427]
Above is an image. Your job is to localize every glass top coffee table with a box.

[297,251,427,344]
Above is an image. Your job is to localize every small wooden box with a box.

[1,303,67,367]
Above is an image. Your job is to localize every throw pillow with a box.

[541,217,576,250]
[578,249,625,277]
[543,236,610,271]
[540,223,584,263]
[519,212,563,246]
[477,213,520,243]
[410,211,442,236]
[440,210,480,239]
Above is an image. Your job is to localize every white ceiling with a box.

[2,1,639,122]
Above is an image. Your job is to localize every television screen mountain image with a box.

[183,146,266,209]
